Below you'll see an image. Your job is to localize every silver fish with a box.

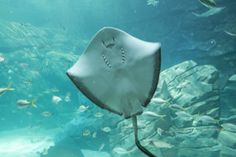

[17,99,37,108]
[0,84,15,96]
[199,0,216,8]
[224,30,236,37]
[112,147,135,155]
[192,7,225,17]
[143,111,166,118]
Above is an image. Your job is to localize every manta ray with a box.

[67,27,161,157]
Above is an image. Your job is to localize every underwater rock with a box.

[220,145,236,157]
[221,74,236,119]
[156,60,219,109]
[179,137,218,148]
[81,149,111,157]
[186,96,220,117]
[220,115,236,124]
[0,128,56,157]
[169,126,219,144]
[218,130,236,148]
[176,146,220,157]
[157,60,197,90]
[160,143,220,157]
[113,118,158,149]
[224,74,236,91]
[109,60,223,157]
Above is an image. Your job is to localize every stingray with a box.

[67,27,161,157]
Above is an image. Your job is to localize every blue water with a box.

[0,0,236,157]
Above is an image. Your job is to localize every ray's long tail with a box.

[132,116,156,157]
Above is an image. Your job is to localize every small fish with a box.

[152,140,173,148]
[8,69,13,74]
[157,128,164,136]
[82,129,91,137]
[17,99,37,108]
[151,97,168,104]
[112,147,135,155]
[175,111,192,118]
[147,0,159,7]
[169,104,185,111]
[199,0,216,8]
[64,92,71,102]
[26,111,32,116]
[224,30,236,37]
[77,105,89,112]
[94,112,104,118]
[142,139,152,146]
[192,7,225,17]
[41,111,52,117]
[45,88,60,94]
[221,123,236,133]
[0,83,15,96]
[125,121,146,129]
[194,115,218,126]
[23,79,32,86]
[19,63,29,68]
[192,120,198,126]
[176,80,190,89]
[0,55,4,62]
[98,143,105,151]
[143,111,166,118]
[52,95,62,104]
[92,132,97,138]
[101,127,111,133]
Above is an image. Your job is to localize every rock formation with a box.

[109,60,236,157]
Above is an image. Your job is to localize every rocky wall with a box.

[109,60,236,157]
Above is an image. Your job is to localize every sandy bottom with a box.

[0,127,111,157]
[0,127,58,157]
